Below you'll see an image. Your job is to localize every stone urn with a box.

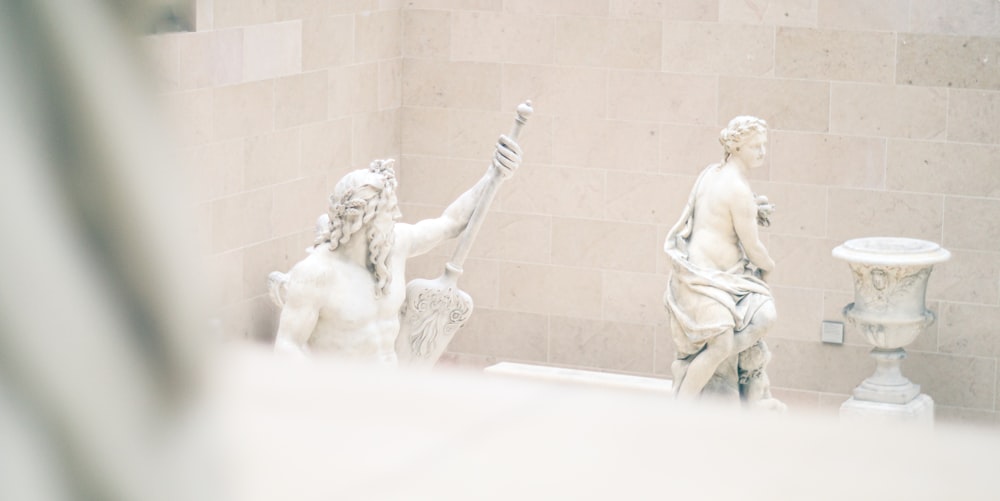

[832,237,950,424]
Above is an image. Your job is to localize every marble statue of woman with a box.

[270,136,521,364]
[663,116,784,409]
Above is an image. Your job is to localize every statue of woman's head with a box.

[719,116,768,163]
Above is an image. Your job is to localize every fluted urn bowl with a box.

[832,237,950,350]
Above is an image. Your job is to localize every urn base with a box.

[840,393,934,427]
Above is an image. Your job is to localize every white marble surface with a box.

[484,362,673,395]
[213,346,1000,501]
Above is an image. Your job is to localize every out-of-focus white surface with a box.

[211,346,1000,501]
[485,361,673,395]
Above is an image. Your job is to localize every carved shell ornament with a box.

[401,286,473,359]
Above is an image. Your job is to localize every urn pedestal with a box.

[832,237,950,426]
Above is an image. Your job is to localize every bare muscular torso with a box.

[276,224,418,364]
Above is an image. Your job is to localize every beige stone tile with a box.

[718,77,829,132]
[403,9,451,59]
[822,290,940,352]
[655,225,673,276]
[897,34,1000,91]
[552,118,659,172]
[768,286,824,343]
[498,263,603,319]
[775,28,894,83]
[275,71,328,129]
[407,0,501,10]
[602,270,668,327]
[549,317,655,373]
[403,60,502,110]
[501,164,606,219]
[948,89,1000,145]
[455,257,500,309]
[213,80,274,141]
[769,131,885,188]
[910,0,1000,37]
[303,15,354,71]
[379,59,402,110]
[331,0,378,14]
[352,109,401,166]
[556,17,661,70]
[944,196,1000,252]
[214,0,277,28]
[816,0,909,31]
[446,109,513,161]
[244,128,302,190]
[164,89,214,147]
[400,107,450,157]
[606,172,690,225]
[662,22,774,77]
[453,11,556,64]
[551,218,658,273]
[938,302,1000,358]
[177,29,243,90]
[242,233,306,300]
[830,83,947,140]
[769,235,853,291]
[652,324,676,375]
[660,124,723,175]
[396,156,483,206]
[450,11,504,62]
[611,0,718,21]
[887,139,1000,197]
[243,21,302,82]
[448,308,548,362]
[751,181,827,238]
[355,9,400,62]
[504,0,608,16]
[185,139,245,201]
[271,176,327,237]
[502,64,608,120]
[719,0,818,27]
[205,250,244,309]
[468,212,552,264]
[300,117,353,177]
[827,188,944,243]
[609,71,716,124]
[275,0,327,21]
[212,189,274,252]
[765,338,873,394]
[328,63,379,117]
[907,351,996,409]
[928,250,1000,305]
[497,13,556,65]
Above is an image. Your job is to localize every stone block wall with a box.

[147,0,1000,426]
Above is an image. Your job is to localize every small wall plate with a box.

[821,321,845,344]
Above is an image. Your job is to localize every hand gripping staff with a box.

[396,101,533,368]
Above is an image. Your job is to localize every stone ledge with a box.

[484,362,673,395]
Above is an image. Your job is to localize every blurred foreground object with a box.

[0,1,216,500]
